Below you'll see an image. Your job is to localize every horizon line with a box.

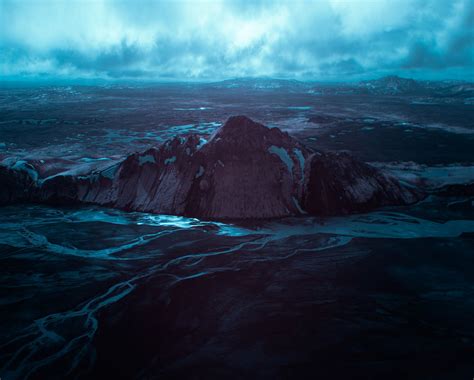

[1,74,472,87]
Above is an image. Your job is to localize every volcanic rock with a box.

[0,163,36,204]
[302,152,420,215]
[0,116,422,219]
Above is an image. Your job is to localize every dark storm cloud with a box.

[403,1,474,70]
[0,0,473,81]
[320,59,365,76]
[53,42,146,73]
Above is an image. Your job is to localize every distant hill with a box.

[358,75,423,95]
[207,77,312,90]
[202,76,473,101]
[356,75,474,99]
[432,82,474,99]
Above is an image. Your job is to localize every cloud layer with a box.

[1,0,473,81]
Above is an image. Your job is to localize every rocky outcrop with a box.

[184,116,312,218]
[0,116,422,219]
[0,163,37,204]
[302,152,420,215]
[436,182,474,197]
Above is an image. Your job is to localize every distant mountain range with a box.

[357,75,474,97]
[207,77,310,90]
[204,76,473,100]
[358,75,421,95]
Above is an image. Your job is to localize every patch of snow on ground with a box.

[405,123,474,135]
[164,156,176,165]
[195,166,205,178]
[138,155,156,166]
[294,148,305,183]
[197,137,207,150]
[268,146,294,175]
[11,160,38,181]
[292,196,307,214]
[100,164,119,180]
[371,162,474,188]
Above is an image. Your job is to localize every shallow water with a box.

[1,197,474,379]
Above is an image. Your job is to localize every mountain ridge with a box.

[0,115,423,219]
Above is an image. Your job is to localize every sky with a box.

[0,0,473,82]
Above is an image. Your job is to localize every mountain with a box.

[358,75,423,95]
[432,82,474,99]
[355,76,474,100]
[207,77,311,91]
[0,116,422,219]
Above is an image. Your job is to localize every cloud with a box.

[0,0,472,81]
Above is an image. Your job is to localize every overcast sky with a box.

[1,0,473,81]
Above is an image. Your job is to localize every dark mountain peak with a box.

[0,116,422,219]
[209,115,291,149]
[222,115,265,131]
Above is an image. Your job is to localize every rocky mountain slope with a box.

[0,116,422,219]
[358,75,422,95]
